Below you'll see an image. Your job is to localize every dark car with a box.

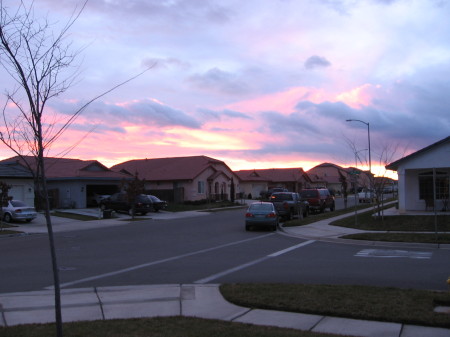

[245,202,279,231]
[300,188,335,213]
[270,192,309,220]
[99,192,152,215]
[260,187,288,199]
[147,195,168,212]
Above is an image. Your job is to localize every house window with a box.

[198,181,205,194]
[418,171,449,200]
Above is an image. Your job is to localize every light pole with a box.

[352,148,368,226]
[346,119,372,193]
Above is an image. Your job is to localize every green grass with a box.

[331,211,450,231]
[220,284,450,328]
[330,209,450,243]
[0,316,338,337]
[342,232,450,243]
[283,201,384,227]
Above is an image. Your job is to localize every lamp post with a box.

[346,119,372,193]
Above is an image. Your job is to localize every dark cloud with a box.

[261,111,320,135]
[51,99,201,130]
[197,108,252,121]
[188,68,249,95]
[141,57,190,71]
[83,0,234,25]
[304,55,332,69]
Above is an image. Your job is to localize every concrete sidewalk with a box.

[1,284,449,337]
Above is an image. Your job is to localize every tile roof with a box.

[111,155,231,181]
[0,162,33,178]
[0,156,128,180]
[235,168,308,183]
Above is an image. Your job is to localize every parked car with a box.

[300,188,335,213]
[245,202,279,231]
[147,195,168,212]
[2,200,37,223]
[270,192,309,220]
[358,189,375,203]
[260,187,288,199]
[99,192,152,215]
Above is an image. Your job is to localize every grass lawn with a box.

[331,209,450,243]
[221,284,450,328]
[0,317,338,337]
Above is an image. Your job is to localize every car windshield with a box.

[300,190,317,198]
[136,195,151,203]
[10,200,27,207]
[249,203,273,212]
[149,195,161,202]
[270,194,292,201]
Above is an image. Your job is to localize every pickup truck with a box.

[270,192,309,220]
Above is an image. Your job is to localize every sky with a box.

[1,0,449,179]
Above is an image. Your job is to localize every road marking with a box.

[194,240,316,284]
[45,233,275,289]
[355,249,432,259]
[268,240,316,257]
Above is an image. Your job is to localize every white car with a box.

[2,200,37,223]
[358,190,375,203]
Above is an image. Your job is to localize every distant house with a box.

[1,156,129,209]
[0,162,34,206]
[235,168,310,198]
[111,156,239,203]
[307,163,372,195]
[386,136,450,213]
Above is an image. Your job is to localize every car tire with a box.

[25,219,33,223]
[3,213,12,223]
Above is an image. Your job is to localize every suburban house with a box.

[306,162,372,195]
[111,156,240,203]
[235,168,310,199]
[0,162,35,207]
[0,156,130,209]
[386,136,450,213]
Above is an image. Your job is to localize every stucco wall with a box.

[396,140,450,213]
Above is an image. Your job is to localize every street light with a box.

[346,119,372,192]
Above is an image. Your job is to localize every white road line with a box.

[194,240,316,284]
[45,233,275,289]
[268,240,316,257]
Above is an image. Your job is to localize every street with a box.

[1,207,447,293]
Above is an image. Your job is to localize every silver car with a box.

[245,202,279,231]
[2,200,37,223]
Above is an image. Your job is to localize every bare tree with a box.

[122,173,146,220]
[0,180,11,231]
[0,1,150,336]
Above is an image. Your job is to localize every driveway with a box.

[7,208,211,234]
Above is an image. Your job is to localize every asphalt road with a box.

[1,207,447,293]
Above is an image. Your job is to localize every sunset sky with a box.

[1,0,449,178]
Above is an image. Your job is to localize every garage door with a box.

[9,185,24,200]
